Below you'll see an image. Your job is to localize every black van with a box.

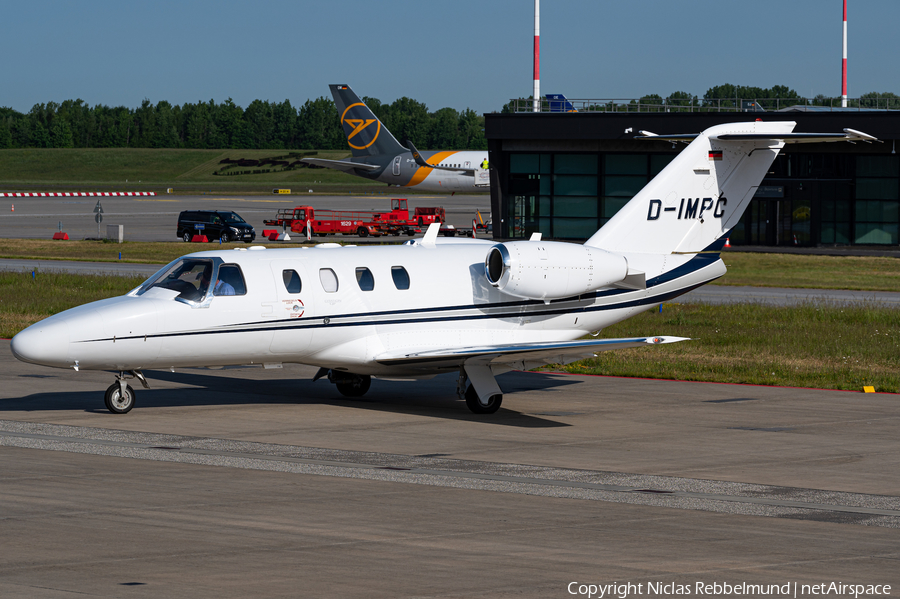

[177,210,256,243]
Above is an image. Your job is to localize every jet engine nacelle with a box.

[484,241,628,301]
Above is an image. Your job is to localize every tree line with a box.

[0,96,488,151]
[3,83,897,150]
[502,84,900,112]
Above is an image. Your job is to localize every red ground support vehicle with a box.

[264,206,382,237]
[409,206,445,227]
[263,199,447,238]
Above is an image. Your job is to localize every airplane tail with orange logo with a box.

[330,84,408,158]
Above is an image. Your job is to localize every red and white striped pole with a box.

[841,0,848,107]
[533,0,540,112]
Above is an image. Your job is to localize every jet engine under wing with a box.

[375,336,689,371]
[300,158,382,173]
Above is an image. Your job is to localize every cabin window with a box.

[391,266,410,290]
[355,267,375,291]
[282,269,302,293]
[214,264,246,296]
[319,268,339,293]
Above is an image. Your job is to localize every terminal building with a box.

[484,105,900,247]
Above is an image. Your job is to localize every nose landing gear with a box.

[104,370,149,414]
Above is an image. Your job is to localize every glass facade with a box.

[853,156,899,244]
[503,150,900,246]
[505,152,675,240]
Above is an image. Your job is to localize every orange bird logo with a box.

[341,103,380,150]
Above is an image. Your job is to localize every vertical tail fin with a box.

[329,84,408,158]
[585,121,796,255]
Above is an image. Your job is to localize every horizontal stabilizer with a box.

[376,336,689,370]
[636,131,698,143]
[717,129,880,143]
[639,129,879,144]
[300,158,381,173]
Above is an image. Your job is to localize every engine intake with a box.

[484,241,628,301]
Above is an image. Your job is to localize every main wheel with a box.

[182,232,192,242]
[335,375,371,397]
[465,385,502,414]
[357,227,369,238]
[104,382,136,414]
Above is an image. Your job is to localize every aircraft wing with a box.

[406,140,475,175]
[375,336,689,371]
[300,158,382,172]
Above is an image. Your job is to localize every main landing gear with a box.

[464,385,503,414]
[457,367,503,414]
[314,369,372,398]
[104,370,149,414]
[313,366,503,414]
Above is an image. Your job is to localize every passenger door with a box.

[266,261,314,355]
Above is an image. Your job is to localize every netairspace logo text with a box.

[567,581,892,599]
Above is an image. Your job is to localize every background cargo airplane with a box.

[301,84,490,191]
[11,122,876,415]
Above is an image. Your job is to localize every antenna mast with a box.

[841,0,848,107]
[533,0,540,112]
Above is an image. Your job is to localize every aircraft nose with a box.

[10,317,71,368]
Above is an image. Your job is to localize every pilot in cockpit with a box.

[199,265,235,296]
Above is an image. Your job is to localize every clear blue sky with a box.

[2,0,897,115]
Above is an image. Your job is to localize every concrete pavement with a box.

[2,340,899,597]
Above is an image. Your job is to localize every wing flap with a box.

[375,336,689,369]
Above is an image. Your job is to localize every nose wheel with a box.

[104,371,149,414]
[104,382,135,414]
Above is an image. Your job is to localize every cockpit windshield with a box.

[136,258,215,303]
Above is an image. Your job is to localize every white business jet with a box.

[11,122,876,414]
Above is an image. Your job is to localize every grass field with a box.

[0,148,404,194]
[717,252,900,291]
[0,238,295,264]
[1,240,898,291]
[0,271,145,340]
[2,271,896,393]
[553,301,899,393]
